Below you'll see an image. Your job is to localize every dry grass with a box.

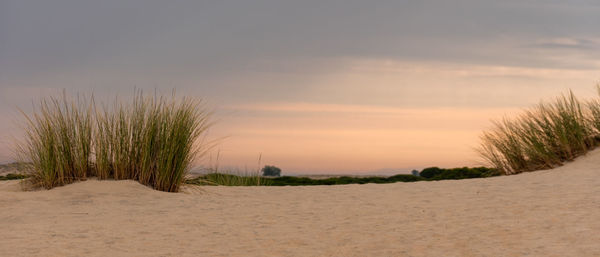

[479,89,600,175]
[187,172,268,186]
[15,93,93,189]
[15,91,211,192]
[187,152,267,186]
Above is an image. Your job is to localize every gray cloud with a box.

[2,1,599,65]
[1,0,599,103]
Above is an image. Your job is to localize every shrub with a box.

[419,167,443,179]
[387,174,425,182]
[427,167,498,180]
[262,165,282,176]
[419,167,498,180]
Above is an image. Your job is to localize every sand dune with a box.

[1,151,600,256]
[0,163,29,177]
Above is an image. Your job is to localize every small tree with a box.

[262,165,281,177]
[411,170,420,176]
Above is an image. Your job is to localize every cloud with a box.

[523,37,600,52]
[2,0,600,83]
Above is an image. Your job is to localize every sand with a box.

[1,152,599,257]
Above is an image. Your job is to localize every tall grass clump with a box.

[587,86,600,134]
[16,93,93,189]
[150,96,210,192]
[93,92,211,192]
[479,90,600,175]
[16,91,211,192]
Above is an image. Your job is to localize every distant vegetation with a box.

[479,89,600,175]
[14,91,211,192]
[419,167,499,180]
[186,172,268,186]
[266,174,425,186]
[186,166,499,187]
[0,173,29,181]
[261,165,281,177]
[0,162,31,180]
[187,173,424,186]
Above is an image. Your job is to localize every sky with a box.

[1,0,599,174]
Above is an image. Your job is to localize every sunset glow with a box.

[1,1,599,174]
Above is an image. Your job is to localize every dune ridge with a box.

[1,149,600,256]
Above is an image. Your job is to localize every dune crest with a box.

[2,150,600,256]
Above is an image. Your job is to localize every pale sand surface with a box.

[1,152,600,256]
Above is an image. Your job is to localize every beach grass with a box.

[93,93,211,192]
[15,93,93,189]
[479,90,600,175]
[15,91,211,192]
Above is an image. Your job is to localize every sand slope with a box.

[1,151,600,257]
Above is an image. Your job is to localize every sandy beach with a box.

[3,1,600,256]
[1,150,599,257]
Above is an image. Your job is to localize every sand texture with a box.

[1,151,600,256]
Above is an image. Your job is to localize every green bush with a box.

[387,174,426,182]
[419,167,499,180]
[419,167,443,179]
